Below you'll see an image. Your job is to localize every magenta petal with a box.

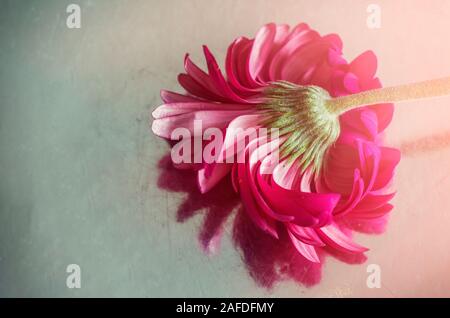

[354,192,396,211]
[248,23,276,83]
[198,163,231,194]
[281,39,331,83]
[328,49,347,66]
[349,203,393,219]
[203,45,254,104]
[359,141,381,198]
[218,114,262,162]
[269,28,319,81]
[372,147,401,190]
[178,73,224,101]
[184,54,223,97]
[252,168,296,223]
[199,114,262,194]
[152,102,253,119]
[317,223,368,253]
[333,169,364,216]
[349,50,377,80]
[287,223,325,247]
[323,33,343,52]
[343,72,360,93]
[152,109,251,139]
[256,24,290,83]
[237,161,279,239]
[248,142,295,223]
[226,37,262,93]
[258,171,340,227]
[323,143,360,195]
[359,110,379,140]
[287,229,320,263]
[231,163,239,193]
[160,90,203,103]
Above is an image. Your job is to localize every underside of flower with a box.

[260,81,341,175]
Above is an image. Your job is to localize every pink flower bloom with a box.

[152,23,400,265]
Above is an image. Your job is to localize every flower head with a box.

[152,23,400,265]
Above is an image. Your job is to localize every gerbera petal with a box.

[160,90,203,103]
[184,54,223,97]
[349,203,393,219]
[152,109,251,139]
[281,38,332,83]
[333,169,365,216]
[226,37,262,93]
[248,23,277,83]
[349,50,377,81]
[178,73,224,101]
[317,223,368,253]
[354,192,396,211]
[269,27,319,80]
[203,45,256,104]
[258,171,340,227]
[237,160,279,239]
[287,223,325,247]
[198,163,231,194]
[287,229,320,263]
[217,114,263,163]
[152,102,253,119]
[372,147,401,190]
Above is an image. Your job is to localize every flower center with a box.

[259,81,341,175]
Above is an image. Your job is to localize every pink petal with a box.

[333,169,364,216]
[349,203,393,219]
[217,114,263,163]
[349,50,377,81]
[198,163,231,193]
[281,38,331,83]
[152,102,253,119]
[152,109,251,139]
[287,223,325,247]
[203,46,254,104]
[237,161,279,238]
[248,23,277,83]
[160,90,203,103]
[317,223,368,253]
[226,37,262,94]
[269,28,319,80]
[184,54,223,97]
[343,72,360,93]
[258,169,340,227]
[354,192,396,211]
[372,147,401,190]
[287,229,320,263]
[178,73,223,101]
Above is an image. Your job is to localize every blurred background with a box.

[1,0,450,297]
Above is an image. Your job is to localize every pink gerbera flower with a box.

[152,23,400,265]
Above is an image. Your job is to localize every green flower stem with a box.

[326,76,450,115]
